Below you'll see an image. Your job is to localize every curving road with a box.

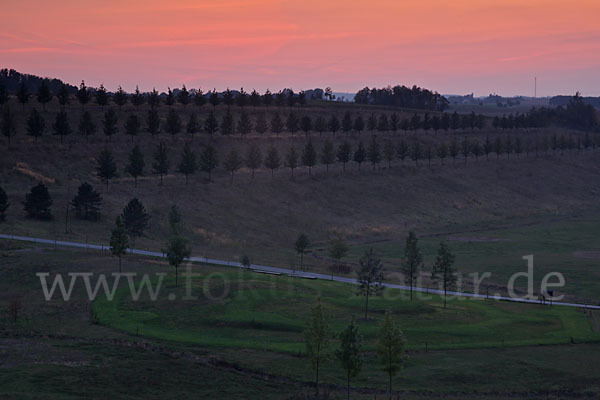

[1,233,599,310]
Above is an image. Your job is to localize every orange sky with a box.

[2,0,600,96]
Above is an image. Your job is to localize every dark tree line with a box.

[354,85,449,111]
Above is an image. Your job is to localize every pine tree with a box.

[148,88,160,108]
[377,114,389,132]
[152,142,169,185]
[336,318,363,400]
[286,111,299,135]
[390,113,400,132]
[383,139,395,168]
[146,109,160,136]
[164,205,191,286]
[52,110,71,143]
[328,115,341,136]
[77,80,90,108]
[178,142,197,184]
[26,108,45,142]
[397,140,409,164]
[125,145,145,187]
[165,108,182,140]
[437,142,448,164]
[411,140,422,166]
[367,113,377,131]
[221,108,235,135]
[367,135,381,168]
[431,242,457,309]
[204,111,219,136]
[17,81,30,110]
[356,248,384,320]
[264,145,281,177]
[124,114,140,142]
[254,113,268,134]
[377,311,406,399]
[320,139,335,173]
[223,88,234,106]
[300,115,312,137]
[245,144,262,178]
[71,182,102,221]
[461,136,470,163]
[301,140,317,175]
[110,216,129,273]
[78,111,96,141]
[177,85,190,106]
[113,86,128,109]
[199,144,218,181]
[57,84,70,108]
[237,111,252,137]
[96,148,118,189]
[449,138,459,163]
[236,87,247,107]
[95,84,108,109]
[285,146,298,178]
[271,112,284,136]
[209,89,220,107]
[121,198,150,241]
[0,186,8,222]
[337,141,351,172]
[37,80,53,110]
[401,231,423,301]
[353,141,367,170]
[193,89,206,108]
[483,136,492,160]
[262,89,273,107]
[23,183,53,220]
[295,233,310,270]
[223,149,243,183]
[304,301,331,399]
[342,111,353,133]
[131,85,145,107]
[354,115,365,134]
[102,108,119,141]
[314,115,327,136]
[186,112,199,138]
[249,89,261,107]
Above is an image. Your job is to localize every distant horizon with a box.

[2,1,599,97]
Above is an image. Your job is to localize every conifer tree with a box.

[23,183,53,220]
[320,139,335,173]
[377,114,389,132]
[286,111,299,135]
[262,89,273,106]
[121,198,150,241]
[199,144,218,181]
[77,110,96,141]
[152,142,169,185]
[264,145,281,177]
[245,144,262,178]
[71,182,102,221]
[204,111,219,136]
[37,80,53,110]
[367,135,382,168]
[165,108,182,140]
[177,85,190,106]
[337,141,351,172]
[146,109,160,136]
[302,140,317,175]
[26,108,45,142]
[390,113,400,132]
[102,108,119,141]
[342,111,353,134]
[110,216,129,273]
[397,140,409,164]
[314,115,327,136]
[52,110,71,143]
[57,84,70,108]
[254,113,269,134]
[17,81,30,110]
[113,86,128,109]
[165,88,175,107]
[354,115,365,135]
[271,112,284,136]
[221,108,235,135]
[77,80,90,108]
[131,85,145,108]
[353,141,367,170]
[237,111,252,137]
[186,112,199,138]
[437,142,448,164]
[0,84,7,107]
[178,142,197,184]
[148,88,160,108]
[194,89,206,108]
[95,84,108,109]
[328,114,341,136]
[124,114,140,142]
[164,205,191,287]
[366,113,377,131]
[285,146,298,178]
[236,87,247,107]
[96,148,118,189]
[411,140,422,166]
[301,115,312,137]
[223,148,243,183]
[223,88,234,106]
[125,145,145,187]
[209,89,220,107]
[449,138,459,163]
[249,89,261,107]
[461,136,470,163]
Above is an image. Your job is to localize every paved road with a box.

[2,233,599,310]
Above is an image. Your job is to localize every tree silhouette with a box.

[199,144,218,181]
[165,88,175,107]
[23,183,53,220]
[57,84,70,108]
[377,311,406,399]
[377,114,389,132]
[95,84,108,110]
[194,89,206,108]
[223,148,243,183]
[383,140,395,168]
[250,89,261,107]
[178,142,197,184]
[125,145,145,187]
[401,231,422,301]
[353,115,365,135]
[204,111,219,136]
[295,233,310,270]
[342,112,353,134]
[177,85,190,106]
[397,140,408,164]
[367,113,377,132]
[113,86,128,109]
[209,89,220,107]
[17,81,30,110]
[152,142,169,185]
[131,85,145,108]
[254,113,268,134]
[301,140,317,175]
[356,248,383,320]
[0,186,8,222]
[437,142,448,164]
[78,111,96,141]
[328,115,341,136]
[337,141,351,172]
[148,88,160,108]
[264,145,281,177]
[223,88,234,107]
[262,89,273,107]
[353,141,367,170]
[186,112,199,138]
[236,87,247,107]
[146,109,160,136]
[286,111,299,135]
[164,205,191,286]
[96,148,118,189]
[320,139,335,173]
[37,80,52,110]
[77,80,90,108]
[124,114,140,142]
[285,146,298,178]
[367,135,381,168]
[314,115,327,136]
[121,198,150,241]
[431,242,457,309]
[26,108,45,142]
[245,144,262,178]
[237,111,252,138]
[221,109,235,135]
[390,113,400,132]
[336,318,362,400]
[301,115,312,137]
[71,182,102,221]
[0,84,8,107]
[52,110,71,143]
[271,112,284,136]
[110,216,129,273]
[102,108,119,141]
[165,108,182,140]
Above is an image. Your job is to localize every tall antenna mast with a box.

[534,77,537,98]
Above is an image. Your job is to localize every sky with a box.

[1,0,600,96]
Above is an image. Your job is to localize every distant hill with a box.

[550,95,600,109]
[0,68,78,94]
